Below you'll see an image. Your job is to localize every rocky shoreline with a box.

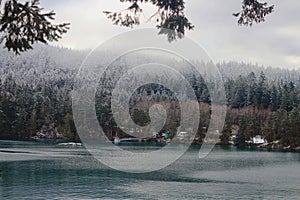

[214,142,300,152]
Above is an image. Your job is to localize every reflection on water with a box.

[0,140,299,199]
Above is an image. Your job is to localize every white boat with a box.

[114,137,121,145]
[58,142,82,147]
[113,137,141,144]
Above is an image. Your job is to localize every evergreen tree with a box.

[236,117,247,147]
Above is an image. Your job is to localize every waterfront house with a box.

[249,135,268,145]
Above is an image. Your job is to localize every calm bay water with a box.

[0,140,299,199]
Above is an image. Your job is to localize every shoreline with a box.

[214,143,300,153]
[0,139,300,153]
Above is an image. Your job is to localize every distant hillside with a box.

[0,45,300,148]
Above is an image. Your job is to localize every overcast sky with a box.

[41,0,300,69]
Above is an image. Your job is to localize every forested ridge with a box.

[1,45,300,148]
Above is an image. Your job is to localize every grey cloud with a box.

[42,0,300,69]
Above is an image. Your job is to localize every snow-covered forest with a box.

[1,45,300,148]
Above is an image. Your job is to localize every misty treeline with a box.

[0,45,300,147]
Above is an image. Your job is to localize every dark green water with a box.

[0,140,299,199]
